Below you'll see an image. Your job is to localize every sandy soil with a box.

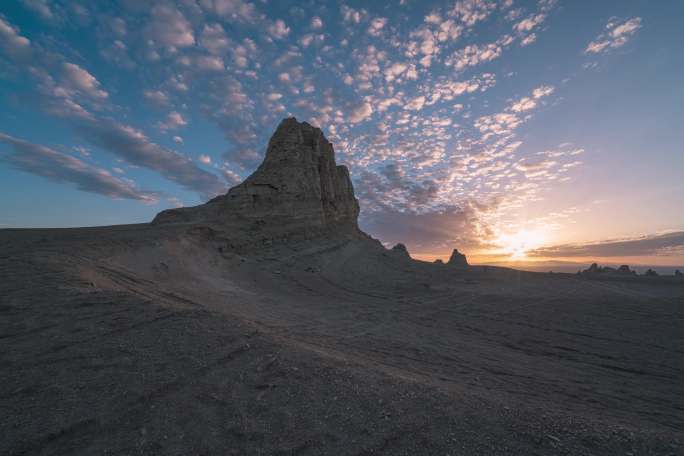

[1,224,683,455]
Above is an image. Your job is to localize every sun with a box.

[496,229,547,260]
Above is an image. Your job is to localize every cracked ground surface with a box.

[1,225,683,455]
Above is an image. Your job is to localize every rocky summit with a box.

[390,243,411,259]
[447,248,468,267]
[153,118,360,239]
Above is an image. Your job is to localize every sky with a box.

[1,0,683,268]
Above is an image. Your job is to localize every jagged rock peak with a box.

[390,243,410,259]
[153,117,360,237]
[447,248,468,267]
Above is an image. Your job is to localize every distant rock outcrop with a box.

[644,269,659,277]
[616,265,636,275]
[153,118,361,239]
[447,249,468,267]
[582,263,622,275]
[390,243,410,259]
[676,269,683,277]
[584,263,601,274]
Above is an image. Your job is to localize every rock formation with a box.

[447,248,468,267]
[616,265,636,275]
[584,263,600,274]
[390,243,411,259]
[583,263,616,274]
[153,118,361,240]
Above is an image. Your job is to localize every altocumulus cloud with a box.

[0,133,158,203]
[0,0,615,242]
[0,21,228,202]
[585,17,642,54]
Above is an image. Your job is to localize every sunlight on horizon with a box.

[493,228,548,260]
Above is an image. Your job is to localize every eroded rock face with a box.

[447,248,468,267]
[153,118,360,238]
[390,243,410,259]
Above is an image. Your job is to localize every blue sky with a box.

[1,0,683,264]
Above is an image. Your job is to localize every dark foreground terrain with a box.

[1,224,683,455]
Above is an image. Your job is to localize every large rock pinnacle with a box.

[153,118,361,239]
[447,248,468,267]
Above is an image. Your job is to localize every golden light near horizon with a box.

[496,228,548,260]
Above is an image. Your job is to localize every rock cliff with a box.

[153,118,361,239]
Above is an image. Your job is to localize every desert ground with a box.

[2,222,683,455]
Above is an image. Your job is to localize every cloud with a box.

[510,85,554,112]
[384,62,408,82]
[449,0,496,27]
[367,17,388,37]
[196,55,225,71]
[198,154,211,164]
[446,43,502,70]
[299,33,314,47]
[203,0,261,23]
[268,19,290,39]
[520,33,536,46]
[585,17,642,54]
[474,112,520,135]
[61,63,108,100]
[0,133,158,202]
[349,102,373,123]
[20,0,54,21]
[359,201,498,255]
[146,5,195,49]
[532,85,554,98]
[100,40,135,69]
[513,14,546,33]
[200,23,231,54]
[157,111,187,131]
[144,89,170,106]
[405,95,426,111]
[0,17,32,59]
[311,16,323,29]
[528,231,684,258]
[476,84,554,134]
[341,5,367,24]
[75,118,225,199]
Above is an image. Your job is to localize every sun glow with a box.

[496,229,547,260]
